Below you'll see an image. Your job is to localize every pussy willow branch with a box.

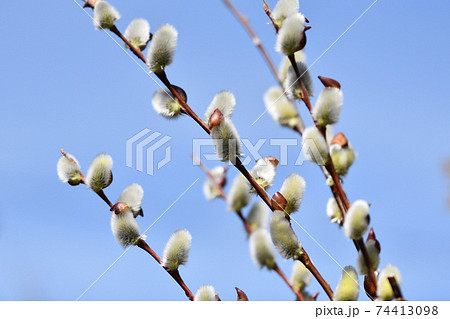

[259,2,379,293]
[62,150,195,300]
[194,157,304,301]
[78,0,332,300]
[223,0,304,132]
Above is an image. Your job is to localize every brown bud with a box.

[318,75,341,89]
[298,31,307,51]
[271,192,288,212]
[364,275,377,300]
[215,293,221,301]
[110,202,130,215]
[208,108,224,130]
[367,227,381,253]
[259,156,279,167]
[171,85,187,103]
[330,132,348,147]
[235,287,249,301]
[311,292,319,301]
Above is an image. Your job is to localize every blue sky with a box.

[0,0,449,301]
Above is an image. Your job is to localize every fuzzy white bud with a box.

[343,200,370,239]
[162,229,192,271]
[275,13,306,56]
[152,89,182,118]
[284,62,314,100]
[118,183,144,218]
[264,86,299,128]
[330,143,356,177]
[93,1,120,30]
[279,173,305,214]
[194,285,216,301]
[85,153,113,192]
[210,117,241,162]
[147,24,178,72]
[124,18,150,50]
[249,228,277,270]
[270,210,302,259]
[290,260,312,291]
[334,266,360,301]
[278,51,306,81]
[204,91,236,121]
[302,126,329,165]
[202,166,226,200]
[326,197,343,224]
[272,0,300,27]
[357,239,380,275]
[246,201,269,233]
[250,157,277,191]
[57,153,82,185]
[312,87,343,127]
[227,173,252,212]
[377,264,401,301]
[111,209,143,248]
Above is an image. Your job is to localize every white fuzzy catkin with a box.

[330,143,356,177]
[302,126,329,165]
[264,86,299,128]
[85,153,113,192]
[227,173,252,212]
[290,260,312,291]
[272,0,300,27]
[377,264,402,301]
[211,117,241,162]
[284,62,314,100]
[250,158,277,191]
[93,1,120,30]
[279,173,306,214]
[162,229,192,271]
[278,51,306,81]
[124,18,150,50]
[312,87,344,127]
[246,201,269,232]
[111,209,142,247]
[147,24,178,72]
[117,183,144,218]
[343,200,370,239]
[152,89,182,118]
[334,266,360,301]
[275,13,306,56]
[202,167,226,200]
[326,197,343,224]
[249,228,277,269]
[270,210,302,259]
[194,285,216,301]
[204,91,236,121]
[357,240,380,275]
[57,153,82,185]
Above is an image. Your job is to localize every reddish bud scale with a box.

[318,75,341,89]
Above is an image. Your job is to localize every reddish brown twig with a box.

[273,264,305,301]
[138,239,195,301]
[388,276,405,301]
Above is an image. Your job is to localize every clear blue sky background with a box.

[0,0,449,301]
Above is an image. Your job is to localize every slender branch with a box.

[110,25,146,63]
[273,264,305,301]
[288,52,378,292]
[223,0,280,86]
[137,239,195,301]
[262,0,279,32]
[297,248,334,300]
[388,276,405,301]
[96,190,113,207]
[224,0,304,132]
